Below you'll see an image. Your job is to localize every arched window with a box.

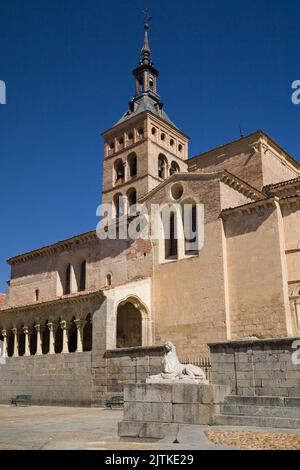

[113,193,125,219]
[158,154,167,179]
[170,161,180,176]
[127,131,134,145]
[182,200,199,255]
[114,159,125,182]
[116,302,142,348]
[79,260,86,292]
[128,153,137,177]
[161,207,178,260]
[127,188,137,215]
[106,273,112,287]
[64,264,71,295]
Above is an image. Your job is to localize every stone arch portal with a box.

[116,297,149,348]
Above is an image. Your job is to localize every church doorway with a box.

[116,301,143,348]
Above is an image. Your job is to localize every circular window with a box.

[151,127,156,135]
[170,183,184,201]
[170,138,174,146]
[161,133,166,141]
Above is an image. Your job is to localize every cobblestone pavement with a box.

[205,430,300,450]
[1,405,300,450]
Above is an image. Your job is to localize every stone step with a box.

[221,404,300,418]
[214,414,300,429]
[224,395,300,407]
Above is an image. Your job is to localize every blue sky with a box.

[0,0,300,291]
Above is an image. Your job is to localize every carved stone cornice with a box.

[7,230,97,266]
[0,290,103,315]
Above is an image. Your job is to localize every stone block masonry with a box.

[0,352,92,406]
[118,382,230,439]
[209,337,300,397]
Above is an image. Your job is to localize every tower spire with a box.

[140,10,152,66]
[114,12,178,129]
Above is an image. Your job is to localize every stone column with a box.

[60,320,69,353]
[47,323,55,354]
[23,326,30,356]
[74,319,85,352]
[34,324,43,355]
[1,329,7,358]
[123,161,128,182]
[12,328,18,357]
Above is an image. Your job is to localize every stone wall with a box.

[209,337,300,397]
[0,352,92,406]
[103,346,164,397]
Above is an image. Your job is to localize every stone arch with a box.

[18,327,25,356]
[55,319,63,353]
[68,316,77,353]
[116,296,149,348]
[30,324,37,355]
[42,320,50,354]
[83,313,92,351]
[7,330,14,357]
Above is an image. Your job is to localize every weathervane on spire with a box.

[143,8,152,30]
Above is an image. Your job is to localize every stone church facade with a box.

[0,26,300,406]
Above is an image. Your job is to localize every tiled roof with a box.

[263,177,300,191]
[115,94,177,129]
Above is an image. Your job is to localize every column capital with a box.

[74,319,85,328]
[60,320,70,330]
[1,329,7,338]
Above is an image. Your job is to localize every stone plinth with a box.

[118,382,230,439]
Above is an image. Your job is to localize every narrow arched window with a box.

[184,203,198,255]
[127,188,137,215]
[114,193,125,219]
[79,260,86,292]
[128,153,137,177]
[158,155,167,179]
[106,273,112,287]
[65,264,71,295]
[164,211,177,259]
[170,161,180,176]
[115,160,125,182]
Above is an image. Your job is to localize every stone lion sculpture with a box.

[149,341,208,383]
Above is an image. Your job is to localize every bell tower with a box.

[101,17,189,215]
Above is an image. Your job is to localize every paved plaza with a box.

[0,405,300,450]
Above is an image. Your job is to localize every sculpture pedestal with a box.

[118,382,230,440]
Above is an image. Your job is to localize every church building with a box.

[0,24,299,406]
